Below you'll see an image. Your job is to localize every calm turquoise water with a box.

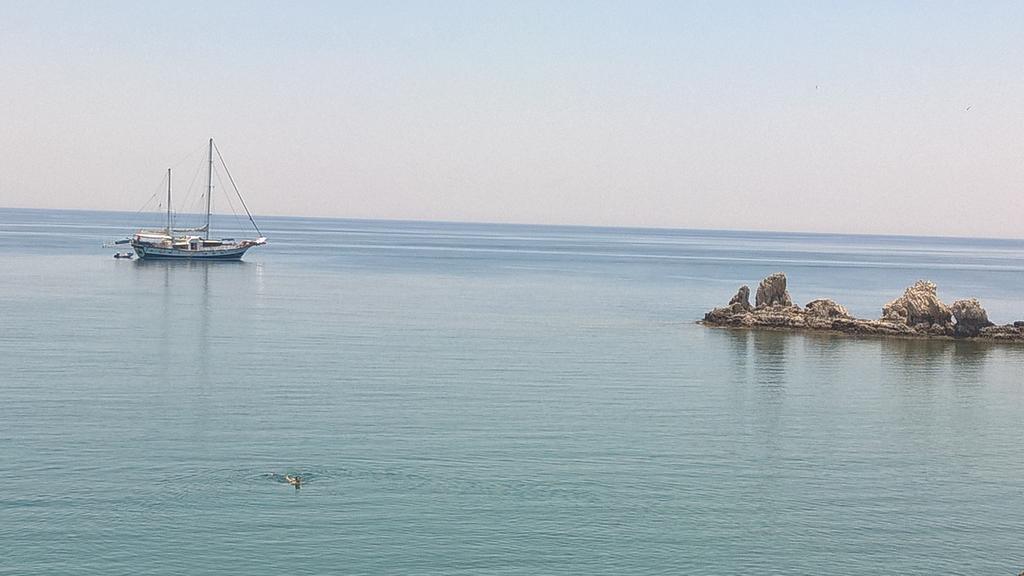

[2,208,1023,575]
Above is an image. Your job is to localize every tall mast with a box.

[166,168,172,235]
[205,137,213,239]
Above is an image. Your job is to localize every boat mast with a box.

[205,138,213,239]
[166,168,172,235]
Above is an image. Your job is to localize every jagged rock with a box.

[881,302,908,323]
[980,324,1024,340]
[703,305,739,324]
[755,273,793,308]
[805,299,850,319]
[728,286,752,312]
[755,305,805,328]
[702,304,754,326]
[831,317,916,336]
[881,281,951,326]
[703,286,753,323]
[951,298,989,325]
[951,298,994,337]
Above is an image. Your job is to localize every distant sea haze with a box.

[2,207,1023,575]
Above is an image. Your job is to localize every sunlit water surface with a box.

[2,208,1023,575]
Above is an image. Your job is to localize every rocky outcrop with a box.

[702,273,1024,343]
[881,281,951,325]
[755,273,792,307]
[950,298,994,337]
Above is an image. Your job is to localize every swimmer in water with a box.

[285,474,301,488]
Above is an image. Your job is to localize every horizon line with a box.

[1,204,1022,244]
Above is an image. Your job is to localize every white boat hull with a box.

[132,243,253,260]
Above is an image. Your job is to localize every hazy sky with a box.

[2,1,1022,236]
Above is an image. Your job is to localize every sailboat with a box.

[127,138,266,260]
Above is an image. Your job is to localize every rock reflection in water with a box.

[752,330,789,391]
[880,337,993,385]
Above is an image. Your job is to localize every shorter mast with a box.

[166,168,172,235]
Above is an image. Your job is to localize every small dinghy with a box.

[113,252,134,259]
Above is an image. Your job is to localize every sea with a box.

[2,207,1023,575]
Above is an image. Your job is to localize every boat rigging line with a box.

[213,141,262,237]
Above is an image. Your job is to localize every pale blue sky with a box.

[1,1,1022,236]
